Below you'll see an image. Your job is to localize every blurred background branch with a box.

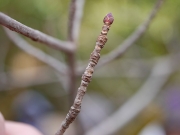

[85,55,175,135]
[72,0,85,43]
[3,27,68,75]
[0,66,58,90]
[67,0,86,105]
[0,41,9,72]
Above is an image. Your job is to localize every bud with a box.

[103,13,114,25]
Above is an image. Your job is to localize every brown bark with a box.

[55,13,114,135]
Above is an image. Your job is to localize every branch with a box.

[0,12,75,53]
[4,27,68,75]
[0,66,59,90]
[0,66,70,95]
[85,57,174,135]
[55,13,114,135]
[77,0,164,74]
[93,58,154,78]
[68,0,76,41]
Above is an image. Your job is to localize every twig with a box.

[85,57,174,135]
[67,0,86,104]
[68,0,76,41]
[77,0,164,74]
[55,13,114,135]
[0,12,75,53]
[4,27,68,75]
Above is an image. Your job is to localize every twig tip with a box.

[103,13,114,25]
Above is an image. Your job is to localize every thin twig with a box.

[0,12,75,53]
[85,56,174,135]
[77,0,164,74]
[4,27,68,75]
[55,13,114,135]
[67,54,77,104]
[67,0,77,105]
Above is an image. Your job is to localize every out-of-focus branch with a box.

[68,0,76,41]
[67,0,85,104]
[67,54,77,104]
[85,57,174,135]
[0,42,9,71]
[68,0,85,42]
[67,0,77,105]
[77,0,164,74]
[93,58,154,78]
[72,0,85,43]
[0,66,70,94]
[0,12,75,53]
[4,28,68,75]
[0,66,59,90]
[55,13,114,135]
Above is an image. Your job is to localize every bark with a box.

[55,13,114,135]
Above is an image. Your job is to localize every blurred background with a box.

[1,0,180,135]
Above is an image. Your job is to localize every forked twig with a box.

[0,12,75,53]
[55,13,114,135]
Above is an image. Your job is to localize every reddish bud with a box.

[103,13,114,25]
